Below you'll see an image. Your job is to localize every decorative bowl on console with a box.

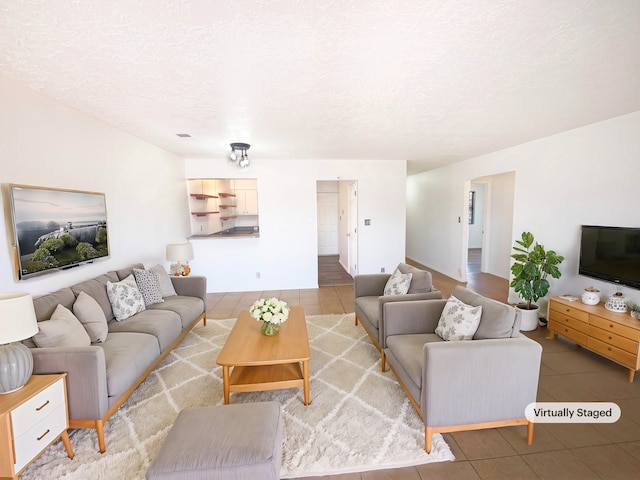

[605,292,627,313]
[581,287,600,305]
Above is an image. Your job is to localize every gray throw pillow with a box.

[73,291,109,343]
[133,268,165,306]
[150,264,177,297]
[33,304,92,348]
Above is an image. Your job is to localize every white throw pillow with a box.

[133,268,164,306]
[73,291,109,342]
[435,295,483,341]
[106,275,146,321]
[150,264,177,297]
[383,268,413,296]
[33,304,92,348]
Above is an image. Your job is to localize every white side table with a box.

[0,374,74,479]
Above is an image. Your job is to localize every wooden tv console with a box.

[548,296,640,382]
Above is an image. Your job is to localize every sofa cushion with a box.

[451,286,518,339]
[150,264,177,297]
[355,296,380,329]
[71,271,119,322]
[73,291,109,343]
[386,333,443,389]
[115,263,145,281]
[33,287,76,322]
[146,295,205,330]
[435,295,482,341]
[106,275,146,321]
[383,268,412,296]
[33,304,91,348]
[98,332,160,401]
[397,263,433,294]
[108,309,182,352]
[133,268,164,306]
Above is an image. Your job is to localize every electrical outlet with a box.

[381,267,385,273]
[256,272,261,279]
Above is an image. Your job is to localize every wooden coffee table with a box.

[216,305,311,405]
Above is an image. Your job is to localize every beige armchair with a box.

[354,263,441,365]
[382,286,542,453]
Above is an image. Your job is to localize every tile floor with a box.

[206,286,640,480]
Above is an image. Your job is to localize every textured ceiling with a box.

[1,1,639,174]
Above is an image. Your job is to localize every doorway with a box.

[316,180,357,286]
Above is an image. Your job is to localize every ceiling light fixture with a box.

[229,142,250,169]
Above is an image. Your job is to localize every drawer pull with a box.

[36,400,50,411]
[37,429,50,441]
[610,324,614,329]
[609,336,613,340]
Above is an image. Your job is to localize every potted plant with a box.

[510,231,565,330]
[630,303,640,320]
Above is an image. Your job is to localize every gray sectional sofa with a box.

[27,263,207,453]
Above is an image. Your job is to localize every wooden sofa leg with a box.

[96,420,106,453]
[425,426,433,453]
[381,350,386,372]
[527,421,534,445]
[355,313,359,326]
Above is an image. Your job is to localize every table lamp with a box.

[0,292,39,394]
[166,242,194,276]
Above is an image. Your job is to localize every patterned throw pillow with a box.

[435,295,483,341]
[383,268,413,296]
[133,268,164,306]
[106,275,146,321]
[33,304,91,348]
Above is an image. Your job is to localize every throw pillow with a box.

[383,269,413,296]
[435,295,483,341]
[73,291,109,343]
[133,268,164,306]
[106,275,146,321]
[150,264,177,297]
[33,304,92,348]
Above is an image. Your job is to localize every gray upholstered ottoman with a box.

[146,402,283,480]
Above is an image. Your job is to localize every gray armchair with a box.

[382,286,542,453]
[354,263,441,362]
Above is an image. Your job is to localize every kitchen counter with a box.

[190,227,259,238]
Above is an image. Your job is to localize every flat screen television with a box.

[8,184,110,280]
[579,225,640,290]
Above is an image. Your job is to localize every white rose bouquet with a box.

[249,298,290,335]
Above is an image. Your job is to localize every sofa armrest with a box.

[383,299,447,340]
[354,274,390,298]
[31,346,109,421]
[420,337,542,427]
[171,275,207,304]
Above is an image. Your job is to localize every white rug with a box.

[21,313,454,479]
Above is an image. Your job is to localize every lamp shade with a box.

[166,242,194,262]
[0,293,38,344]
[0,293,38,394]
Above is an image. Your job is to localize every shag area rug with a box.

[22,313,454,479]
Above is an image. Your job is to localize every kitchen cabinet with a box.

[235,189,258,215]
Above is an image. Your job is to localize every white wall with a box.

[407,111,640,308]
[0,76,190,296]
[185,159,407,292]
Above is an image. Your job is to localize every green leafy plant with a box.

[510,232,565,310]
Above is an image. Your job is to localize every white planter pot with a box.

[516,304,539,331]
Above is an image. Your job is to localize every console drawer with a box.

[590,315,640,342]
[548,320,587,345]
[589,325,639,354]
[549,310,588,333]
[549,302,589,322]
[587,336,637,369]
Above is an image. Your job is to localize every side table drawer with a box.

[549,310,588,333]
[549,320,587,344]
[11,377,65,437]
[13,403,68,472]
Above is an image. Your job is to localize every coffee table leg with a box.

[222,366,230,404]
[303,360,310,405]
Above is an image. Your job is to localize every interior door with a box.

[348,181,358,276]
[317,191,339,255]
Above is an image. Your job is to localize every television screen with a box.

[9,184,110,280]
[579,225,640,290]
